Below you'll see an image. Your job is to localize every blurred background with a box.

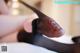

[8,0,80,36]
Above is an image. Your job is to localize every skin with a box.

[0,0,10,14]
[17,1,80,53]
[0,0,37,42]
[0,1,80,53]
[19,0,65,37]
[0,14,37,42]
[0,0,64,42]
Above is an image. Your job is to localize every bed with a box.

[0,34,74,53]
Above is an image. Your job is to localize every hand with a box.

[23,13,38,33]
[0,0,9,14]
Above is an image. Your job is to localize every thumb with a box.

[23,19,32,33]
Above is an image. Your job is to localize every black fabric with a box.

[17,18,39,43]
[17,30,33,43]
[17,0,80,53]
[17,31,73,53]
[72,36,80,44]
[17,19,73,53]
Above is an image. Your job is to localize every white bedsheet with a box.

[0,43,57,53]
[44,34,74,44]
[0,34,74,53]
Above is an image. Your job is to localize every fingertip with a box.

[23,20,32,33]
